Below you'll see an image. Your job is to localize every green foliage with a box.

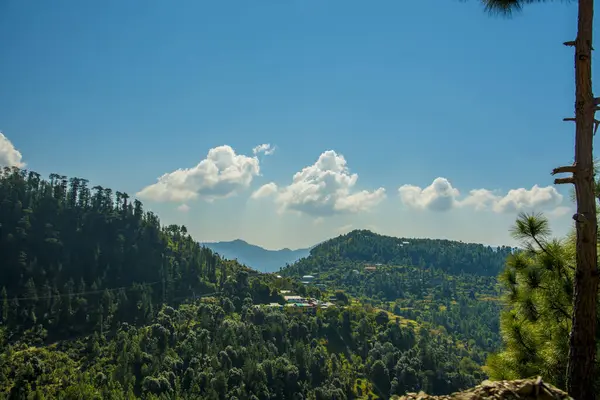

[281,229,512,395]
[281,231,506,356]
[485,212,600,391]
[0,167,513,398]
[284,229,513,277]
[0,298,489,399]
[0,166,246,339]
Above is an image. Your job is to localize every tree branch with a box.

[564,117,576,122]
[549,301,572,321]
[532,236,549,255]
[555,177,575,185]
[564,40,576,47]
[552,165,577,175]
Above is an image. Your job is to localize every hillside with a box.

[281,228,514,384]
[283,229,514,278]
[202,239,311,272]
[0,167,504,399]
[0,167,249,341]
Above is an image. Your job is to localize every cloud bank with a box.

[399,177,565,214]
[135,143,568,220]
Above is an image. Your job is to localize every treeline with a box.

[0,167,504,399]
[0,166,251,339]
[284,230,514,277]
[1,298,488,399]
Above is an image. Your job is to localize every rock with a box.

[395,377,572,400]
[516,381,534,395]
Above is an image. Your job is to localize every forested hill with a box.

[0,166,248,339]
[0,167,499,399]
[282,229,514,277]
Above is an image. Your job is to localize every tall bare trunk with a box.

[555,0,599,398]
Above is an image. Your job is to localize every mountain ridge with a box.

[202,238,310,253]
[201,239,312,272]
[204,229,516,274]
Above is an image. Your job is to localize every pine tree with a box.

[485,212,599,391]
[479,2,598,397]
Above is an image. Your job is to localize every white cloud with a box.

[399,177,565,214]
[253,143,275,156]
[488,185,563,213]
[137,145,261,203]
[399,177,460,212]
[253,150,386,217]
[460,188,500,211]
[177,204,190,212]
[251,182,278,199]
[0,132,25,168]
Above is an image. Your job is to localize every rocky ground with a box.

[394,378,572,400]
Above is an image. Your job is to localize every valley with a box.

[0,168,513,399]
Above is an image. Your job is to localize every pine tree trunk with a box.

[566,0,599,398]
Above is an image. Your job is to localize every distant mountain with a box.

[201,239,312,273]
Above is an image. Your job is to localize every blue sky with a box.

[0,0,591,249]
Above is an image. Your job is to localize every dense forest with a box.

[0,166,254,340]
[281,231,512,387]
[284,230,514,277]
[0,167,510,399]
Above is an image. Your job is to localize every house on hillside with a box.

[364,265,377,272]
[284,295,306,303]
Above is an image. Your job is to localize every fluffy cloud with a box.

[251,182,278,199]
[399,178,459,211]
[488,185,563,213]
[399,177,565,214]
[177,204,190,212]
[252,150,386,217]
[253,143,275,156]
[137,145,261,203]
[0,132,25,168]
